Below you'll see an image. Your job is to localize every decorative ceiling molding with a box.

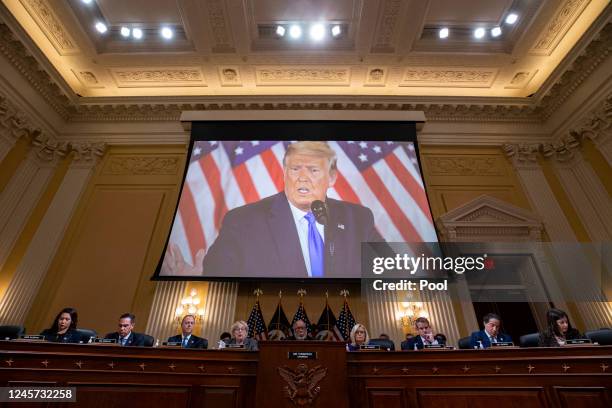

[0,16,609,123]
[19,0,79,56]
[400,68,498,88]
[110,68,207,88]
[255,66,351,86]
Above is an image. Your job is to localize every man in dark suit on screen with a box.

[167,315,208,348]
[105,313,146,346]
[201,141,382,278]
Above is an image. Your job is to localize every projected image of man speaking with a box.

[201,141,382,278]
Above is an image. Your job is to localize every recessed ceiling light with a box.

[491,27,502,37]
[81,0,93,4]
[289,24,302,39]
[309,23,325,41]
[331,25,341,37]
[505,13,518,24]
[439,27,449,39]
[95,22,107,34]
[474,28,485,39]
[120,27,130,37]
[161,27,173,39]
[132,28,143,39]
[276,25,286,37]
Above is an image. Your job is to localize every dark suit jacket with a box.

[469,330,513,349]
[286,335,313,341]
[404,336,425,350]
[167,334,208,349]
[202,192,382,278]
[224,337,258,351]
[40,329,83,343]
[538,328,582,347]
[104,331,146,346]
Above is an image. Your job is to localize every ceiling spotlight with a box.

[309,23,325,41]
[95,22,107,34]
[81,0,93,4]
[289,24,302,39]
[491,27,502,37]
[161,27,173,39]
[276,25,286,37]
[331,25,341,37]
[120,27,130,37]
[439,27,449,39]
[132,28,143,39]
[474,28,485,39]
[505,13,518,24]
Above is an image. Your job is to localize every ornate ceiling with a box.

[1,0,609,100]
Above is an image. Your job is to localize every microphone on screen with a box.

[311,200,328,226]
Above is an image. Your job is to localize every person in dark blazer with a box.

[469,313,513,349]
[346,323,370,351]
[199,141,383,278]
[538,308,583,347]
[105,313,146,346]
[404,317,440,350]
[40,307,83,343]
[222,320,258,351]
[167,315,208,348]
[400,333,414,350]
[286,319,313,340]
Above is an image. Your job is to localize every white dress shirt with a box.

[289,202,325,277]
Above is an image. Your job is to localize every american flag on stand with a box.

[246,300,268,340]
[163,140,437,271]
[336,299,357,342]
[290,301,313,336]
[315,300,342,341]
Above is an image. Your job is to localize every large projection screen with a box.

[154,120,437,280]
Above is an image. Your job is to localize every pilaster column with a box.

[201,282,239,346]
[553,151,612,242]
[0,143,105,324]
[145,281,186,342]
[0,149,56,270]
[366,288,404,347]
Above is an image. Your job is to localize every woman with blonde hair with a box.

[347,323,370,351]
[221,320,258,351]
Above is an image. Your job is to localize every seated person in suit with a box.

[286,319,312,340]
[405,317,439,350]
[40,307,82,343]
[469,313,512,348]
[538,308,583,347]
[400,333,414,350]
[222,320,258,351]
[167,315,208,348]
[346,323,370,351]
[105,313,146,346]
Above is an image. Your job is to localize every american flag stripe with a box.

[187,162,218,248]
[163,140,437,276]
[373,159,436,241]
[177,183,206,262]
[233,163,260,203]
[199,155,228,230]
[330,142,404,242]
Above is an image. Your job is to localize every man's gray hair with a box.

[283,141,337,172]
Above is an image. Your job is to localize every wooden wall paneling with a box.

[552,386,611,408]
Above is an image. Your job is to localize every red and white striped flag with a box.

[162,140,437,274]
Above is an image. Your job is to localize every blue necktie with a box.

[182,337,189,348]
[305,212,324,277]
[120,337,127,346]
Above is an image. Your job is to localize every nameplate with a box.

[565,339,592,345]
[162,341,182,347]
[360,345,382,350]
[491,342,515,347]
[92,338,117,344]
[288,351,317,360]
[20,335,45,341]
[225,344,245,349]
[423,344,445,349]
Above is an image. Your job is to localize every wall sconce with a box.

[396,301,429,332]
[175,288,205,323]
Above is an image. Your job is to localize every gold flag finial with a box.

[340,289,349,298]
[253,288,263,298]
[278,290,282,299]
[297,288,307,298]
